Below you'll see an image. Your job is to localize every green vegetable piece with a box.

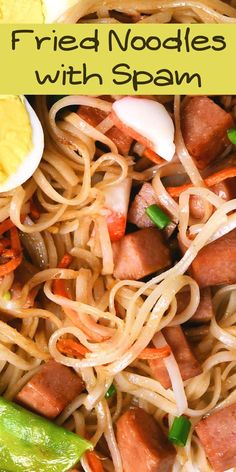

[2,291,11,301]
[105,384,116,399]
[146,204,171,230]
[0,396,92,472]
[168,416,191,447]
[227,128,236,145]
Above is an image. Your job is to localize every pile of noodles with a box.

[58,0,236,24]
[0,94,236,472]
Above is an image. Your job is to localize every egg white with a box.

[0,97,44,193]
[43,0,78,23]
[112,97,176,162]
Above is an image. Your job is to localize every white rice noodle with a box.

[153,332,188,415]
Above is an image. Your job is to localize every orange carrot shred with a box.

[10,226,22,253]
[58,253,73,269]
[205,167,236,187]
[86,451,104,472]
[166,166,236,198]
[143,148,164,165]
[30,199,40,220]
[0,219,15,236]
[57,338,90,358]
[0,238,11,253]
[0,224,22,277]
[137,346,171,360]
[53,253,73,298]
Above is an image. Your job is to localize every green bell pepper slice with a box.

[0,396,92,472]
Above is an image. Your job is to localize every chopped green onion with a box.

[105,384,116,399]
[146,204,171,230]
[2,291,11,301]
[168,416,191,447]
[227,128,236,145]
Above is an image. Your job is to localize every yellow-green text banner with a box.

[0,24,235,94]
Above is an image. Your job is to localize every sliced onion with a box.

[153,332,188,415]
[20,217,49,269]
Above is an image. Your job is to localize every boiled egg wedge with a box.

[112,97,175,162]
[0,0,78,23]
[0,95,44,193]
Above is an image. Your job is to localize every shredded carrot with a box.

[10,227,21,253]
[143,148,164,165]
[58,253,73,269]
[30,199,40,220]
[57,338,90,358]
[166,166,236,198]
[1,249,19,259]
[53,253,73,298]
[0,238,11,253]
[138,346,171,360]
[0,224,22,277]
[0,219,14,236]
[0,254,23,277]
[205,167,236,187]
[86,451,104,472]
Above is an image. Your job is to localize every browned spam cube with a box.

[128,183,157,228]
[16,360,84,419]
[190,178,236,220]
[148,326,202,389]
[112,228,171,280]
[116,407,176,472]
[176,288,213,324]
[181,96,233,169]
[78,105,132,155]
[191,229,236,288]
[195,403,236,472]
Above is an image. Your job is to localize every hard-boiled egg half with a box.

[0,95,44,193]
[0,0,78,23]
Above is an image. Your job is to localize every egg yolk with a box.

[0,0,44,23]
[0,96,32,184]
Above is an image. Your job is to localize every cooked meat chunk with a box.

[78,105,132,155]
[190,178,236,219]
[181,96,233,169]
[16,360,84,419]
[128,182,158,228]
[117,407,176,472]
[149,326,202,388]
[195,403,236,472]
[176,288,213,324]
[191,229,236,287]
[112,228,171,280]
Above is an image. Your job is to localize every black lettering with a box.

[112,63,132,85]
[58,35,78,51]
[184,27,190,53]
[109,29,131,52]
[65,66,82,85]
[80,29,99,52]
[12,29,34,50]
[146,36,161,50]
[154,69,173,86]
[131,36,146,50]
[175,71,201,87]
[212,36,226,51]
[35,69,60,84]
[133,70,153,92]
[163,29,182,52]
[35,35,51,50]
[191,35,211,51]
[83,63,103,85]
